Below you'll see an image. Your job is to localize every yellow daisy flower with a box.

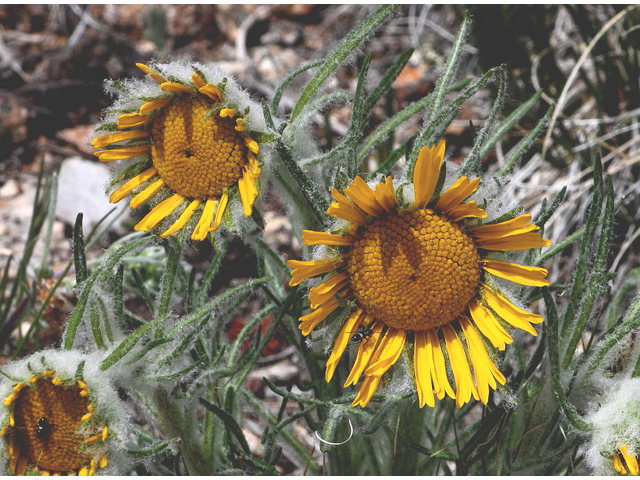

[1,370,109,475]
[614,443,640,476]
[92,61,263,240]
[287,140,552,408]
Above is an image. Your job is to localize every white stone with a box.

[55,157,127,231]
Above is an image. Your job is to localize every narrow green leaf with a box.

[481,90,542,163]
[157,236,183,319]
[261,98,276,131]
[227,306,276,365]
[101,313,168,370]
[409,13,471,173]
[128,438,178,458]
[409,67,498,176]
[240,387,321,475]
[318,406,348,453]
[272,59,323,115]
[499,105,553,177]
[536,186,566,230]
[168,277,271,337]
[607,268,640,329]
[460,67,507,177]
[291,5,397,121]
[560,156,604,339]
[423,14,471,128]
[89,301,105,350]
[276,140,328,226]
[199,397,251,454]
[65,236,154,350]
[542,288,592,432]
[195,239,228,307]
[589,292,640,373]
[356,78,472,164]
[364,47,414,115]
[73,214,88,284]
[125,338,173,365]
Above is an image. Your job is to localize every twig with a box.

[541,5,639,162]
[0,27,32,83]
[235,5,273,63]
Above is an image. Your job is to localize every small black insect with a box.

[349,328,374,344]
[35,417,51,439]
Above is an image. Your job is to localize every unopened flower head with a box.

[586,377,640,475]
[92,60,264,240]
[288,141,552,408]
[0,351,131,475]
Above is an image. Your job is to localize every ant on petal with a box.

[349,327,374,344]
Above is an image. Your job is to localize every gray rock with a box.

[55,157,127,231]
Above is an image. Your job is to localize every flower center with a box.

[346,209,480,330]
[11,378,90,472]
[151,96,247,198]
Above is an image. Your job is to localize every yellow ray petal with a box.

[482,286,543,336]
[192,73,206,89]
[621,444,640,476]
[474,232,553,251]
[344,320,384,386]
[374,176,399,213]
[302,230,354,246]
[130,178,164,209]
[136,63,165,83]
[309,271,349,296]
[91,129,149,149]
[192,198,217,241]
[442,324,479,408]
[238,170,257,217]
[343,176,386,217]
[364,327,406,376]
[446,200,488,222]
[469,214,534,236]
[481,259,550,286]
[435,176,481,214]
[351,375,382,407]
[139,98,172,115]
[94,144,150,162]
[459,317,506,405]
[209,193,229,232]
[117,112,153,129]
[613,453,627,475]
[161,199,201,238]
[299,297,340,336]
[471,224,540,241]
[247,152,260,175]
[428,329,455,400]
[325,308,365,382]
[413,141,445,209]
[134,194,184,231]
[235,118,245,132]
[287,258,342,287]
[199,84,223,102]
[309,273,350,309]
[109,167,157,203]
[161,82,193,94]
[244,135,260,154]
[468,298,513,351]
[220,108,236,118]
[328,188,368,226]
[414,331,435,408]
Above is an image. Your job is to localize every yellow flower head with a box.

[0,352,132,476]
[288,141,552,408]
[92,61,263,240]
